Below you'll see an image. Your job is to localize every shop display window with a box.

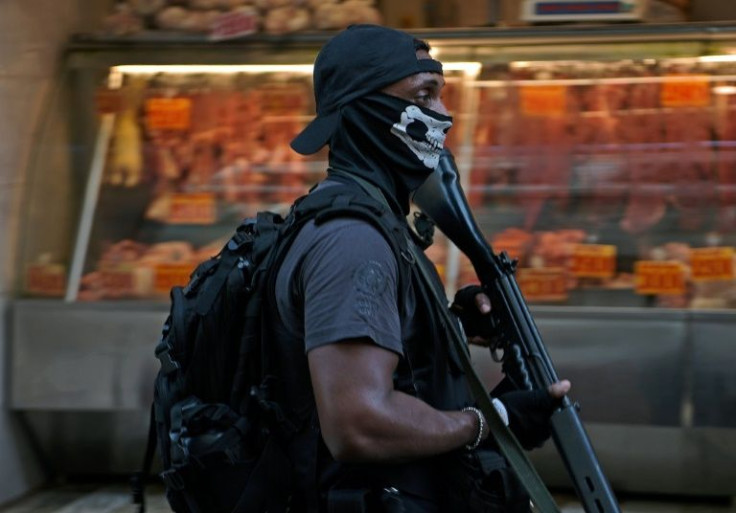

[16,31,736,309]
[462,55,736,308]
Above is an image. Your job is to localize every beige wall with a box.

[0,0,110,505]
[0,1,110,294]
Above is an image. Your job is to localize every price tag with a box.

[210,9,258,41]
[520,85,567,117]
[154,263,195,294]
[168,193,217,225]
[260,86,306,115]
[95,88,123,114]
[571,244,616,278]
[518,268,568,301]
[145,98,192,131]
[25,264,66,296]
[635,261,686,295]
[100,266,136,297]
[690,247,734,281]
[660,75,710,108]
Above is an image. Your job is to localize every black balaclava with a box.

[327,92,453,215]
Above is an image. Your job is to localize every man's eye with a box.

[415,94,431,104]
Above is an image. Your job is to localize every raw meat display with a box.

[715,89,736,233]
[80,71,323,299]
[469,58,736,308]
[69,52,736,307]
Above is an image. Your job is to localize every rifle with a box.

[412,149,621,513]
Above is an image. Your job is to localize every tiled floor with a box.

[0,483,733,512]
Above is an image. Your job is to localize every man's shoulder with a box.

[301,215,390,248]
[300,179,401,241]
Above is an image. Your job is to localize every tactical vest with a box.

[263,178,474,511]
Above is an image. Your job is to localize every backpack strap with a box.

[194,233,251,316]
[290,180,413,316]
[131,402,157,513]
[406,240,561,513]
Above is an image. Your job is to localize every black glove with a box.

[451,285,495,340]
[497,388,559,450]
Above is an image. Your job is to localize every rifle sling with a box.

[346,173,560,513]
[408,242,560,513]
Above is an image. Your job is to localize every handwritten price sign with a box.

[145,98,192,131]
[518,268,568,301]
[571,244,616,278]
[25,264,66,296]
[635,261,686,295]
[168,193,217,225]
[520,85,567,117]
[95,89,123,115]
[100,266,136,297]
[660,75,710,108]
[690,247,734,281]
[154,263,195,294]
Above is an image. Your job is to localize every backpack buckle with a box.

[155,339,180,375]
[228,231,253,251]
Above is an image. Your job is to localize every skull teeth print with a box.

[391,105,452,169]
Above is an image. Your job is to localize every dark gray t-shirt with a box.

[275,216,405,355]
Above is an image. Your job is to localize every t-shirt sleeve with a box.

[300,218,403,355]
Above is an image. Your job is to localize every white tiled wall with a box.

[0,0,112,505]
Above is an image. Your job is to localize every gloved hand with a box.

[497,388,558,450]
[450,285,495,343]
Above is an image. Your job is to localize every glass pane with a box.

[463,55,736,309]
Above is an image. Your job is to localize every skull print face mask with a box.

[390,103,453,169]
[328,92,453,215]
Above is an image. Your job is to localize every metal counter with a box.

[9,300,736,496]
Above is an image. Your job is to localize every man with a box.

[270,24,570,512]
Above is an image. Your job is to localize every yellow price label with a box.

[690,247,734,281]
[168,193,217,225]
[145,97,192,131]
[154,263,195,294]
[571,244,617,278]
[635,261,686,295]
[518,268,568,301]
[95,88,123,115]
[99,265,137,297]
[25,264,66,296]
[520,85,567,117]
[660,75,710,108]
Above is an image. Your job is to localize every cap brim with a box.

[290,110,340,155]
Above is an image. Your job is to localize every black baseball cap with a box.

[290,24,444,155]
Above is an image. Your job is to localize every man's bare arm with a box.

[308,338,484,462]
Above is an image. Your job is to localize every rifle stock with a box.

[412,149,621,513]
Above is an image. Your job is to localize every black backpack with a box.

[132,182,414,513]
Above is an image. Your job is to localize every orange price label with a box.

[95,89,123,114]
[168,193,217,225]
[660,75,710,108]
[520,85,567,117]
[690,247,734,281]
[145,98,192,131]
[100,266,136,297]
[260,87,306,114]
[571,244,616,278]
[635,261,686,295]
[25,264,66,296]
[154,263,195,294]
[518,268,568,301]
